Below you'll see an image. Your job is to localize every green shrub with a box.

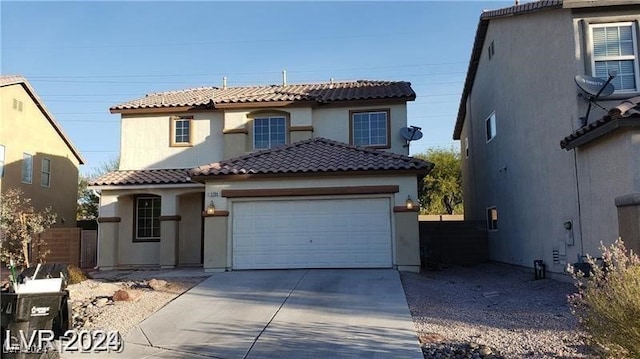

[568,239,640,358]
[67,265,91,284]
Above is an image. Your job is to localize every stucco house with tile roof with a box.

[1,75,85,227]
[454,0,640,276]
[90,79,432,272]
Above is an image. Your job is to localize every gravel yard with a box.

[67,269,209,335]
[401,263,594,359]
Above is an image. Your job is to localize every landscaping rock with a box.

[112,289,131,301]
[148,279,168,290]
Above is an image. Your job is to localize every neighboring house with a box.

[90,80,432,272]
[0,75,85,227]
[454,0,640,275]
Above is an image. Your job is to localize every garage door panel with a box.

[232,198,392,269]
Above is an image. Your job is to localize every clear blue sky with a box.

[1,1,511,176]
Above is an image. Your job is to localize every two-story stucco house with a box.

[0,75,85,227]
[454,0,640,276]
[90,80,432,273]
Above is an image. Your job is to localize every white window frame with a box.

[134,196,161,242]
[589,22,640,93]
[253,116,287,150]
[350,109,390,148]
[41,158,51,187]
[487,206,498,231]
[22,153,33,184]
[485,112,496,143]
[0,145,5,178]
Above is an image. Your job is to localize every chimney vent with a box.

[222,76,227,90]
[282,70,287,86]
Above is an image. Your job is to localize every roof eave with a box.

[189,168,431,183]
[561,118,640,150]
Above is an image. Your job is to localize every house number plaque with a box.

[207,192,220,198]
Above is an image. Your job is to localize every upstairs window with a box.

[254,116,286,150]
[590,22,639,92]
[351,109,390,148]
[170,116,192,146]
[135,196,161,242]
[41,158,51,187]
[22,153,33,184]
[485,112,496,142]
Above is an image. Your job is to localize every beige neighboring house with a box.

[454,1,640,275]
[90,80,432,272]
[0,75,85,227]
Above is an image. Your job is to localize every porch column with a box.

[203,212,229,272]
[97,194,120,270]
[393,206,421,273]
[160,194,180,269]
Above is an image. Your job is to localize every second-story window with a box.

[485,112,496,142]
[41,158,51,187]
[590,22,639,92]
[170,116,193,147]
[351,109,390,148]
[254,116,286,150]
[22,153,33,184]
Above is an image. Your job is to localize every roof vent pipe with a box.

[515,0,519,4]
[222,76,227,90]
[282,70,287,86]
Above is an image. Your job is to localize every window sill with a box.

[133,238,160,243]
[170,143,193,148]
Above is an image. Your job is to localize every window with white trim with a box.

[487,206,498,231]
[135,196,161,241]
[41,158,51,187]
[0,145,5,178]
[590,22,639,92]
[22,153,33,184]
[485,113,496,142]
[351,110,389,147]
[170,116,192,146]
[254,116,286,150]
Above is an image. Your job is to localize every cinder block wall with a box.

[35,228,81,267]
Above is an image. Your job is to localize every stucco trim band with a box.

[159,215,182,221]
[97,217,121,223]
[221,185,400,198]
[615,193,640,207]
[392,206,420,212]
[289,125,314,132]
[223,128,249,134]
[202,210,230,217]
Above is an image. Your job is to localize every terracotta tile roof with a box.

[1,75,85,164]
[561,96,640,149]
[111,80,415,111]
[90,168,194,186]
[189,137,433,178]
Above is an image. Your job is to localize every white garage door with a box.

[232,198,392,269]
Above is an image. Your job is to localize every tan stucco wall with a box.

[312,104,409,155]
[202,174,420,271]
[0,83,80,227]
[119,112,224,170]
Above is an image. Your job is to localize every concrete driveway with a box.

[79,269,421,358]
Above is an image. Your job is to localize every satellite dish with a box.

[575,75,614,97]
[400,126,423,148]
[574,71,617,127]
